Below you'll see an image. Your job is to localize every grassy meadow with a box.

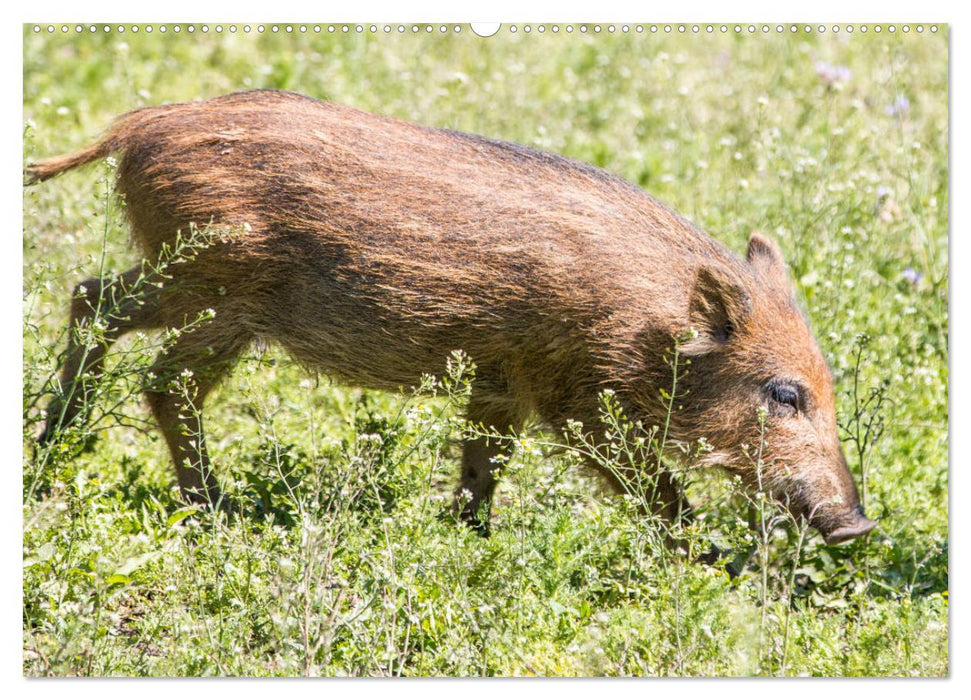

[22,24,948,676]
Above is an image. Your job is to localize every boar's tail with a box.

[24,106,161,185]
[24,141,115,185]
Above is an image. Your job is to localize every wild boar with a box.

[26,89,876,545]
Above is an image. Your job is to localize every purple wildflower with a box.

[902,267,923,285]
[885,96,910,117]
[816,62,852,87]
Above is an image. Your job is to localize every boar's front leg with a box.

[144,320,250,508]
[602,465,736,574]
[454,387,524,535]
[599,465,692,533]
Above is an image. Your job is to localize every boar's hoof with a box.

[465,517,491,538]
[696,543,739,579]
[437,507,491,537]
[35,422,98,458]
[181,487,237,517]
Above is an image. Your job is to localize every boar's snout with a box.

[815,505,877,545]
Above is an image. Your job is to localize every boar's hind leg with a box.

[145,321,250,508]
[455,389,523,535]
[40,267,161,446]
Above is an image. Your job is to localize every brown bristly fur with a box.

[29,90,874,544]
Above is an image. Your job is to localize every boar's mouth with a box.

[777,475,877,545]
[815,506,877,545]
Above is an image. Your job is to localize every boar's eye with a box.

[767,381,801,413]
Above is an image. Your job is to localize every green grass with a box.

[22,24,948,676]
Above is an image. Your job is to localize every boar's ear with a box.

[747,232,789,286]
[682,265,751,355]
